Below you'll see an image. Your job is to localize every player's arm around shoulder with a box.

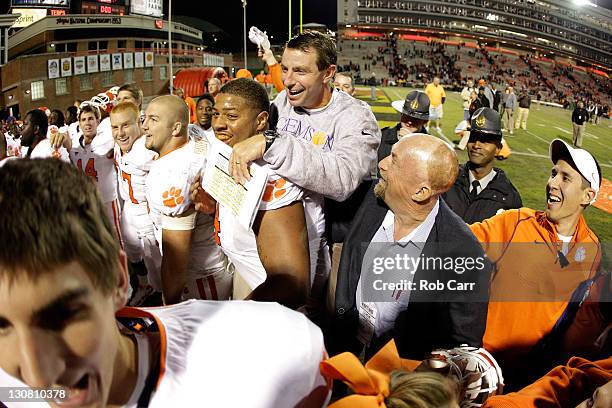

[250,181,310,309]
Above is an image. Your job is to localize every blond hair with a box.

[110,100,140,122]
[385,371,459,408]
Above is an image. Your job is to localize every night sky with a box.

[171,0,336,50]
[1,0,611,52]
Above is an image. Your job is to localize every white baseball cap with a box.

[549,139,601,204]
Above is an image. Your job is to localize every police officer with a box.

[442,107,522,223]
[380,90,430,162]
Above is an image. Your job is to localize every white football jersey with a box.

[146,139,226,272]
[0,300,330,408]
[117,300,330,408]
[4,133,21,157]
[216,170,305,290]
[115,137,157,207]
[69,128,117,203]
[29,138,70,162]
[46,124,69,139]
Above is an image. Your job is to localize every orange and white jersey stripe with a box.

[114,136,157,207]
[116,300,330,408]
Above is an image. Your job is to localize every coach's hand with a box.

[189,175,216,215]
[229,133,266,184]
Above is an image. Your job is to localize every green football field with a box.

[356,86,612,245]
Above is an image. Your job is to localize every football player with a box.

[0,158,330,408]
[69,104,122,242]
[143,95,229,305]
[110,102,161,304]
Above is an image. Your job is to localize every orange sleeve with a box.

[269,63,284,92]
[187,97,197,124]
[469,209,520,258]
[483,357,612,408]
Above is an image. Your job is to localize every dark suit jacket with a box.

[327,185,492,359]
[442,163,523,224]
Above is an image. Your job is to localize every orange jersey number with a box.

[76,158,99,181]
[213,204,221,246]
[121,171,138,204]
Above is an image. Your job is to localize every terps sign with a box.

[55,16,122,25]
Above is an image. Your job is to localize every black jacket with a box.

[442,164,523,224]
[518,94,531,109]
[326,187,491,359]
[378,123,427,163]
[492,90,501,111]
[572,108,589,125]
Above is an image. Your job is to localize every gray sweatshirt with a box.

[263,89,381,202]
[505,93,517,109]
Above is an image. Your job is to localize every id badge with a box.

[357,302,377,346]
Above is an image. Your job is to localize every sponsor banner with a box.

[48,59,60,79]
[100,54,111,72]
[60,57,72,77]
[144,51,154,67]
[73,56,86,75]
[131,0,163,18]
[87,55,99,73]
[112,53,122,70]
[123,52,133,69]
[11,8,46,28]
[11,0,70,7]
[134,52,144,68]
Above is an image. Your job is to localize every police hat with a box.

[391,90,430,121]
[470,107,502,140]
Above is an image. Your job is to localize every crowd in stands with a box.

[337,34,612,110]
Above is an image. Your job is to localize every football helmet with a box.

[423,345,504,408]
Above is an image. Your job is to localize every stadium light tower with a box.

[242,0,247,70]
[169,0,173,94]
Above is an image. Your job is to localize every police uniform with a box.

[381,91,430,162]
[443,108,522,224]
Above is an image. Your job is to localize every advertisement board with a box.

[11,8,47,28]
[11,0,70,8]
[130,0,163,18]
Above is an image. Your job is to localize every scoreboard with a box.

[81,0,127,15]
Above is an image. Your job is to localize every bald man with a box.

[327,134,492,359]
[207,77,222,98]
[143,96,229,304]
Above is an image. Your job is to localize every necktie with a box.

[470,180,480,200]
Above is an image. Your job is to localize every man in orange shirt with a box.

[483,356,611,408]
[175,87,197,124]
[255,70,266,84]
[470,139,602,389]
[424,76,446,132]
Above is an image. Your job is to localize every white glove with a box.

[249,26,270,51]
